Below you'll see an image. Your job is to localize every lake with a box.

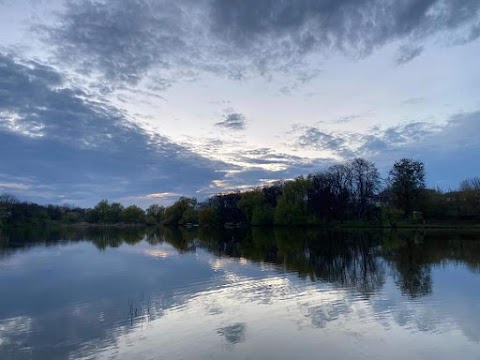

[0,227,479,359]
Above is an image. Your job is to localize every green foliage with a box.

[274,177,311,225]
[120,205,145,224]
[164,197,197,225]
[93,200,111,224]
[380,206,403,227]
[146,204,165,224]
[421,189,450,219]
[198,207,218,226]
[108,203,124,223]
[238,189,273,225]
[64,212,79,223]
[251,204,274,225]
[90,200,125,224]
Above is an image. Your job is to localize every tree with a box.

[457,177,480,219]
[350,158,380,220]
[274,176,311,225]
[93,200,111,224]
[120,205,146,224]
[326,164,353,221]
[108,202,124,223]
[0,193,19,205]
[146,204,165,225]
[164,197,197,225]
[460,177,480,191]
[389,158,426,216]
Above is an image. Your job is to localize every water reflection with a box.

[216,323,246,344]
[0,227,479,359]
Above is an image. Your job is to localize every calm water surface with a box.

[0,227,479,359]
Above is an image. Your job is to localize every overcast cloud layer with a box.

[0,0,479,205]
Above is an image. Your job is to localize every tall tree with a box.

[350,158,380,219]
[120,205,145,224]
[327,164,353,220]
[274,176,311,225]
[93,200,111,224]
[146,204,165,224]
[164,197,197,225]
[389,158,426,216]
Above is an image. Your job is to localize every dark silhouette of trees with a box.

[389,158,426,216]
[350,158,380,219]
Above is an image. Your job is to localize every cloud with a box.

[215,112,246,130]
[293,121,442,157]
[39,0,480,86]
[396,44,424,64]
[0,53,227,205]
[295,128,356,158]
[210,0,480,62]
[291,113,480,187]
[42,0,195,86]
[0,52,336,204]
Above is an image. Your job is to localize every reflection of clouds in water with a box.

[294,287,355,330]
[293,276,480,345]
[304,298,352,329]
[216,323,246,344]
[143,249,170,259]
[371,280,480,343]
[0,316,32,348]
[1,231,480,359]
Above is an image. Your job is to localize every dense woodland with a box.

[1,158,479,228]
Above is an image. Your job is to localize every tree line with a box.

[1,158,479,227]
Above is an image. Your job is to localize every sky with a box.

[0,0,479,207]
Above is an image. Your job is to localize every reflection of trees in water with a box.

[198,228,385,297]
[197,228,480,299]
[279,229,385,296]
[0,226,200,258]
[161,227,197,253]
[383,232,432,298]
[382,231,480,298]
[1,226,480,299]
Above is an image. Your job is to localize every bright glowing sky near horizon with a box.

[0,0,479,207]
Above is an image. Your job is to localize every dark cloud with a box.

[0,53,226,205]
[296,128,355,158]
[210,0,480,62]
[293,121,440,157]
[212,0,480,42]
[215,112,246,130]
[42,0,198,86]
[396,44,424,64]
[40,0,480,86]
